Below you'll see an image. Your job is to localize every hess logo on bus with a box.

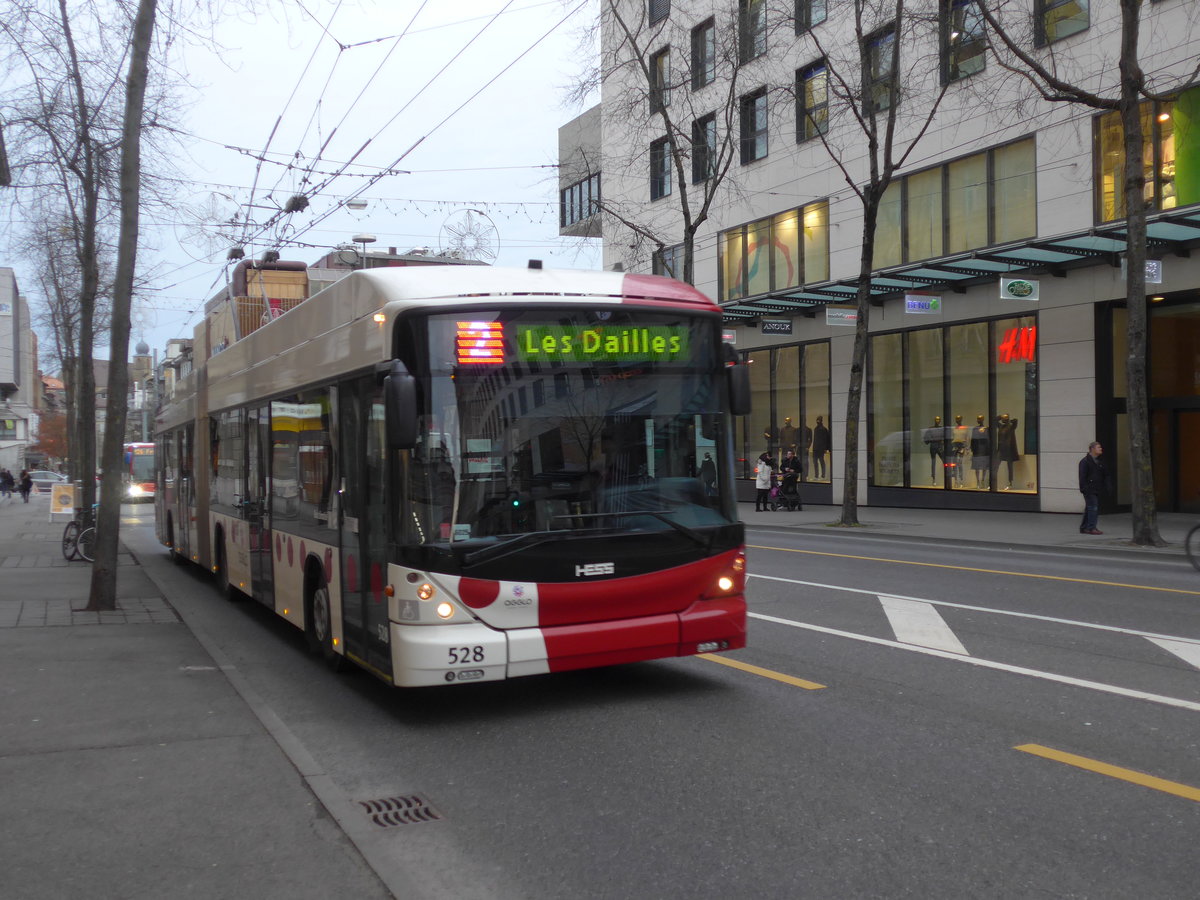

[575,562,614,578]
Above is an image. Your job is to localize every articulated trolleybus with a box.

[155,263,750,687]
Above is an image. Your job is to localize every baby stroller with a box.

[770,471,802,511]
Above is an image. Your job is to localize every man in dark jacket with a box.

[1078,441,1111,535]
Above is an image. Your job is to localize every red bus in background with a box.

[123,442,156,501]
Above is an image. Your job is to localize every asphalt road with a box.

[125,508,1200,899]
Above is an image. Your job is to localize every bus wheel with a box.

[214,536,238,601]
[167,518,182,565]
[307,575,343,672]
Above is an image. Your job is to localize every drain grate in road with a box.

[359,794,443,828]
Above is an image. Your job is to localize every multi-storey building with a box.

[560,0,1200,515]
[0,267,40,473]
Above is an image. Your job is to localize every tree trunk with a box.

[839,189,881,527]
[1118,0,1164,547]
[87,0,158,610]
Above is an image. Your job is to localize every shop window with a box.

[947,153,988,253]
[942,0,985,82]
[870,333,905,487]
[691,19,715,89]
[1095,87,1200,223]
[739,341,831,483]
[868,317,1039,494]
[875,138,1035,265]
[719,200,830,300]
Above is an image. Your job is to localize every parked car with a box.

[27,471,66,493]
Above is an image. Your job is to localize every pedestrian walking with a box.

[1078,441,1112,535]
[0,468,13,501]
[754,452,774,512]
[18,469,33,503]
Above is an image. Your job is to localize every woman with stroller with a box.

[754,452,774,512]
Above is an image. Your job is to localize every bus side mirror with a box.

[723,343,751,416]
[384,360,419,449]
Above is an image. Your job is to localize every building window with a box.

[1095,87,1200,223]
[740,0,766,62]
[650,138,672,200]
[691,19,715,89]
[650,47,670,113]
[740,88,768,163]
[1037,0,1089,45]
[560,173,601,227]
[718,200,829,301]
[649,0,670,26]
[865,25,896,114]
[873,137,1036,267]
[796,60,828,142]
[795,0,826,33]
[653,244,686,280]
[869,317,1039,493]
[692,113,717,183]
[942,0,985,82]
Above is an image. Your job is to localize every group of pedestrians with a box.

[0,468,33,503]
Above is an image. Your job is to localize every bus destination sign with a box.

[516,324,689,364]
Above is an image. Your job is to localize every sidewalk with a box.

[737,501,1195,558]
[0,494,1192,898]
[0,496,391,900]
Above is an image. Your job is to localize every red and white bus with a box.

[123,442,156,501]
[155,263,749,687]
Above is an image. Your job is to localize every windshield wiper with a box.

[566,510,712,550]
[459,530,567,567]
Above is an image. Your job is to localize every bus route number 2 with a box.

[449,646,485,665]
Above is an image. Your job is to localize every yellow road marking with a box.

[1015,744,1200,802]
[698,653,826,690]
[747,544,1200,597]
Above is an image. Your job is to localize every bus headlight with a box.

[717,576,735,592]
[436,602,455,619]
[417,583,436,601]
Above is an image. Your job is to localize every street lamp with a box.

[353,233,376,267]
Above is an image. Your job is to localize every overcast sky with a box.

[26,0,603,361]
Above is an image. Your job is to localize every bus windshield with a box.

[400,309,737,564]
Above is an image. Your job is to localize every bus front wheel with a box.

[306,570,343,672]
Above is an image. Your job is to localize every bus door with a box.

[338,377,393,678]
[174,429,191,557]
[247,404,274,607]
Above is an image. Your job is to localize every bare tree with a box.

[977,0,1199,546]
[800,0,950,525]
[580,0,787,281]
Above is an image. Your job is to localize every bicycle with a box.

[62,505,97,563]
[1187,523,1200,573]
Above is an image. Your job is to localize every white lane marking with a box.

[748,612,1200,713]
[750,572,1200,645]
[1147,637,1200,672]
[879,596,969,655]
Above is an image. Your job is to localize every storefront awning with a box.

[720,206,1200,323]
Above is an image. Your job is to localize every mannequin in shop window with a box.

[970,414,989,489]
[780,417,798,454]
[951,414,970,487]
[922,415,946,484]
[811,416,830,479]
[993,413,1020,490]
